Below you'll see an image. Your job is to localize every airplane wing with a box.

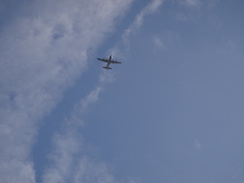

[97,58,109,62]
[110,60,121,64]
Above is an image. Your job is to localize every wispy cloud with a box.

[206,0,220,8]
[109,0,164,59]
[70,70,115,124]
[42,70,118,183]
[152,36,167,51]
[79,87,103,113]
[50,2,166,181]
[151,31,180,52]
[42,114,116,183]
[0,0,133,182]
[122,0,164,45]
[181,0,201,7]
[0,0,163,182]
[177,0,221,10]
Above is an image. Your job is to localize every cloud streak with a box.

[108,0,164,57]
[183,0,201,7]
[122,0,164,43]
[0,0,163,182]
[45,1,166,181]
[0,0,133,182]
[42,113,117,183]
[42,71,118,183]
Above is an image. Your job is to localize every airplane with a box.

[97,55,121,69]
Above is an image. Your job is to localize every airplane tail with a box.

[103,66,112,69]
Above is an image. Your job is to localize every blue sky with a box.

[1,0,244,183]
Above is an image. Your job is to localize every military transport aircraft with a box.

[97,55,121,69]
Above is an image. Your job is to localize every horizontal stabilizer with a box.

[103,66,112,69]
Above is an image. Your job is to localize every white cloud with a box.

[152,31,180,51]
[122,0,164,44]
[78,70,116,114]
[109,0,164,58]
[73,158,115,183]
[69,70,116,127]
[42,128,81,183]
[206,0,221,8]
[152,36,167,51]
[42,124,117,183]
[80,87,102,112]
[182,0,201,7]
[99,70,116,84]
[0,0,133,182]
[42,70,118,183]
[179,0,221,9]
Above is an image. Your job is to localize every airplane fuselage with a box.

[97,55,121,69]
